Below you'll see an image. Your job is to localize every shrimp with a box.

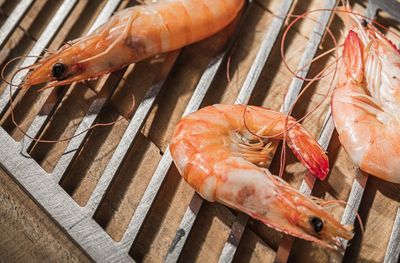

[331,9,400,183]
[22,0,244,89]
[170,104,353,249]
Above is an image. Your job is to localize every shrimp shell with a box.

[24,0,245,89]
[332,8,400,183]
[170,104,353,249]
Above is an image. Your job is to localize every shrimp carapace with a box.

[23,0,245,89]
[170,105,352,249]
[332,10,400,183]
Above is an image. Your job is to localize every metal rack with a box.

[0,0,399,262]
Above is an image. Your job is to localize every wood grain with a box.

[0,167,88,262]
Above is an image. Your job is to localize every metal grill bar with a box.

[367,0,400,22]
[52,70,125,181]
[220,1,337,262]
[384,208,400,263]
[281,3,335,112]
[84,50,179,215]
[21,88,68,153]
[0,128,132,262]
[164,1,294,261]
[382,15,400,263]
[275,112,334,263]
[120,47,237,254]
[236,0,293,105]
[332,169,367,262]
[218,212,249,263]
[0,0,34,48]
[50,0,124,181]
[0,0,78,116]
[88,0,122,35]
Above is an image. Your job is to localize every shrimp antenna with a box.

[8,81,132,144]
[280,4,400,117]
[277,4,345,178]
[240,7,333,138]
[2,56,135,144]
[1,55,44,87]
[277,4,400,178]
[226,44,235,84]
[241,8,341,178]
[241,57,339,178]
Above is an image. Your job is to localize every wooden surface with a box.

[0,0,400,262]
[0,167,89,262]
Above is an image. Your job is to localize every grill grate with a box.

[0,0,400,262]
[0,0,33,47]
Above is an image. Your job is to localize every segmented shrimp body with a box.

[332,13,400,183]
[170,104,353,249]
[24,0,244,89]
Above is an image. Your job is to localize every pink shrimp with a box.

[170,104,353,249]
[22,0,244,89]
[332,9,400,183]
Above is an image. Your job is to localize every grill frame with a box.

[0,0,400,262]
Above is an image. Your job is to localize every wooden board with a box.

[0,167,88,262]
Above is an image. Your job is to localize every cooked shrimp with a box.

[332,11,400,183]
[170,104,353,249]
[23,0,244,89]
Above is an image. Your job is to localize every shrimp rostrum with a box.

[23,0,244,89]
[170,105,353,249]
[332,10,400,183]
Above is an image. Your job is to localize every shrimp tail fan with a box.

[287,125,329,180]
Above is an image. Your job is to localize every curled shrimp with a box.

[22,0,244,89]
[170,104,353,249]
[332,8,400,183]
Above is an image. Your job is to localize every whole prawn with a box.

[332,9,400,183]
[22,0,244,89]
[170,104,353,249]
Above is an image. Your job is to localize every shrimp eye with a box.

[310,217,324,233]
[52,63,66,80]
[361,19,368,27]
